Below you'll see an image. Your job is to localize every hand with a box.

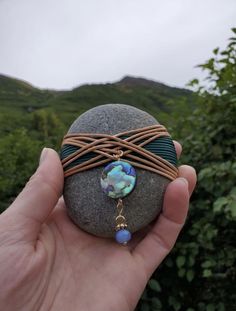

[0,145,196,311]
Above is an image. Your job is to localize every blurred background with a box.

[0,1,235,310]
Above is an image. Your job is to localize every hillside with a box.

[0,74,195,132]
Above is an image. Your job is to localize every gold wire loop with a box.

[115,198,127,230]
[116,198,124,215]
[113,149,124,160]
[115,215,126,224]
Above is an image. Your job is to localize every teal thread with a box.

[61,135,177,172]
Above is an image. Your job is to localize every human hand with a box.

[0,145,196,311]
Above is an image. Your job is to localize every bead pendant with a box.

[115,229,132,245]
[100,160,136,199]
[101,159,136,245]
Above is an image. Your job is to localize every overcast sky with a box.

[0,0,235,90]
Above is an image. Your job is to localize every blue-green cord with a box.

[60,136,177,171]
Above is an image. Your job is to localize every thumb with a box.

[4,148,64,237]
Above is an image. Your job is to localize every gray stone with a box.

[63,104,171,238]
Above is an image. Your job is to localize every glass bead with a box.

[115,229,132,244]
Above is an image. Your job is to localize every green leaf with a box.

[188,78,199,87]
[201,260,213,268]
[188,256,195,267]
[230,187,236,196]
[168,296,181,311]
[213,197,228,212]
[217,302,225,311]
[206,303,215,311]
[203,269,212,277]
[178,268,186,277]
[186,270,194,282]
[231,27,236,34]
[228,201,236,218]
[176,256,186,268]
[148,279,161,292]
[152,297,162,309]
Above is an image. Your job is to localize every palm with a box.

[0,148,196,311]
[45,204,145,311]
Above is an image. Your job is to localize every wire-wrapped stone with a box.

[61,104,178,238]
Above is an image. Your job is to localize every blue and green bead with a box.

[100,160,136,199]
[101,160,135,245]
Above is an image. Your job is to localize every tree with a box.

[0,128,42,212]
[31,109,66,146]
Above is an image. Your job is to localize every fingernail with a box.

[39,148,48,165]
[177,177,188,186]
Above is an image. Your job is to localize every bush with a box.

[0,128,42,212]
[137,28,236,310]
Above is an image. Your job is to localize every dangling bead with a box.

[100,151,135,245]
[115,229,132,245]
[114,199,131,245]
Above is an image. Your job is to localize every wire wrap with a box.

[61,124,178,181]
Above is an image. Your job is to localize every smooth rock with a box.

[63,104,172,237]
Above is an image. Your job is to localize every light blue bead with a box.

[115,229,132,244]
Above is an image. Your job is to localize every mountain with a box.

[117,75,190,95]
[0,74,196,132]
[0,73,195,208]
[0,74,35,92]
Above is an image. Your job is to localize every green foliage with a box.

[0,74,194,212]
[137,28,236,310]
[0,109,66,211]
[30,109,66,146]
[0,128,42,212]
[0,74,195,131]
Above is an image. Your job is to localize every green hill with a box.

[0,72,196,208]
[0,74,195,133]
